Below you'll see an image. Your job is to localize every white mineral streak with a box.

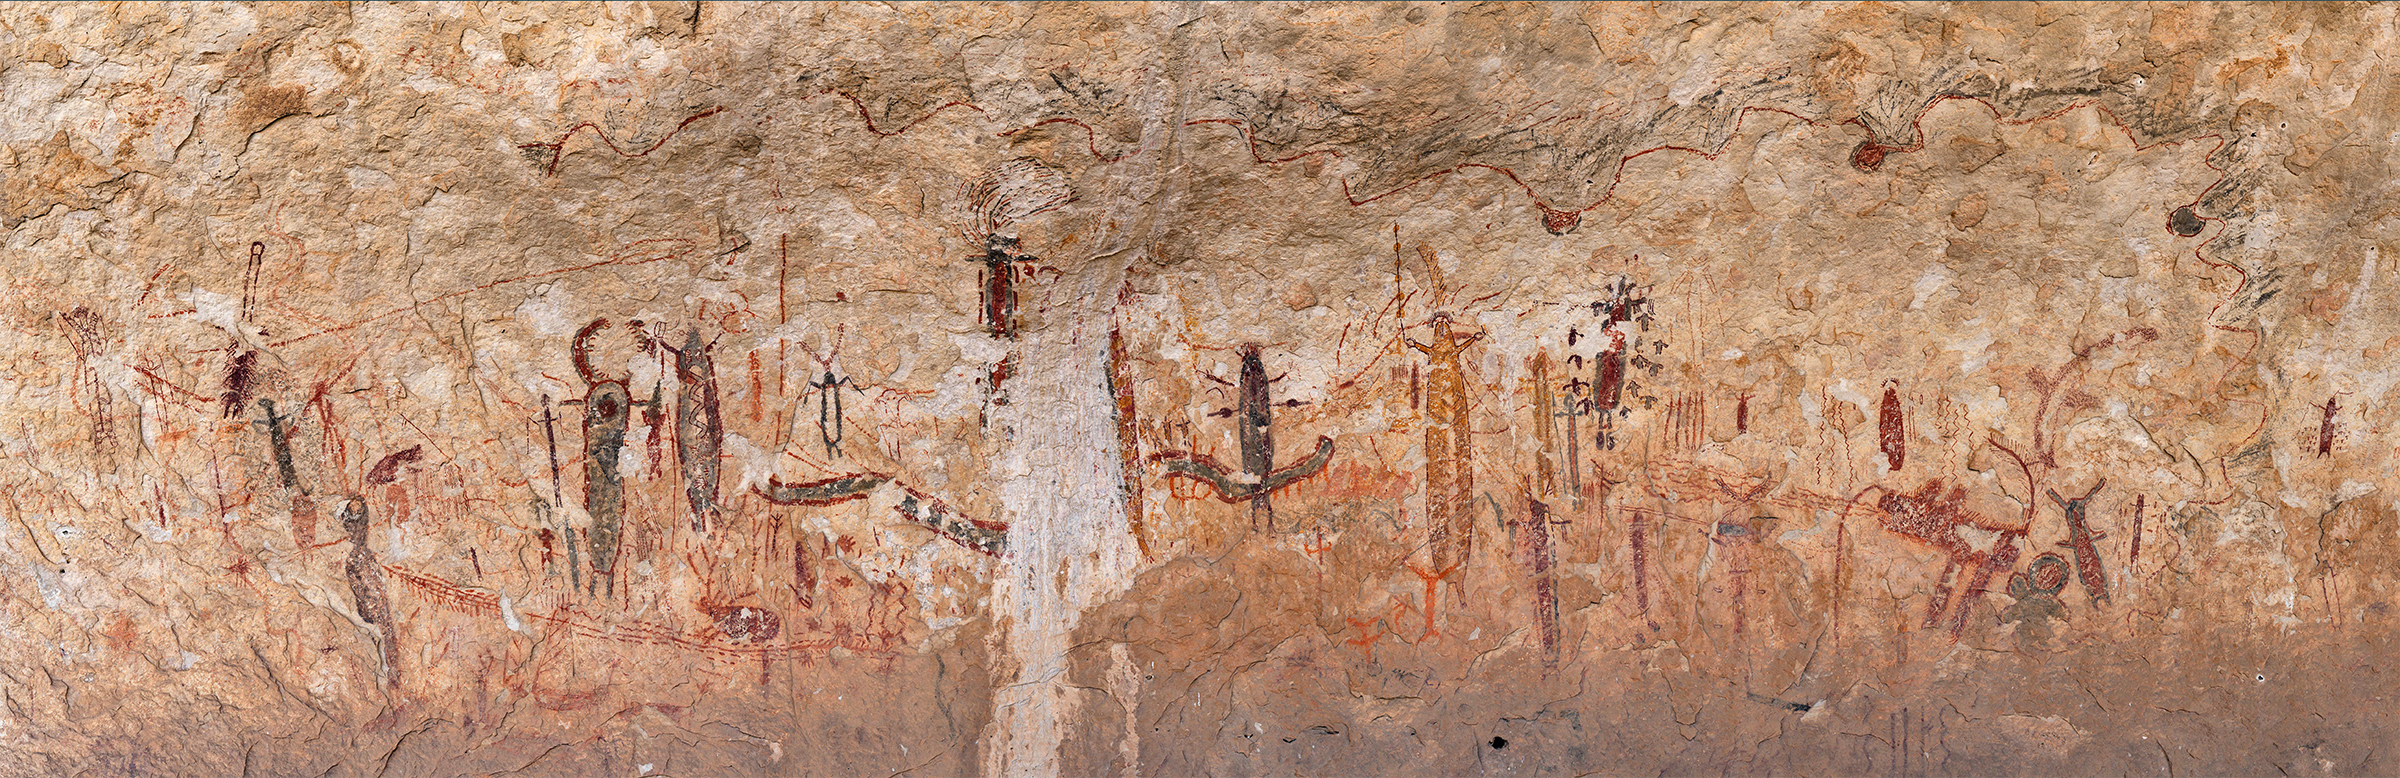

[3,4,2399,774]
[986,9,1184,773]
[984,288,1137,776]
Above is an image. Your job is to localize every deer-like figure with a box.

[1877,479,2025,637]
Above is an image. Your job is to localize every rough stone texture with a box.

[2,2,2397,775]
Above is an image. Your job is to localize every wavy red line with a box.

[825,91,985,138]
[996,117,1147,163]
[1191,94,2259,481]
[519,106,728,176]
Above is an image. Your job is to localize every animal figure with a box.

[2046,479,2109,604]
[1878,479,2025,636]
[1879,384,1906,471]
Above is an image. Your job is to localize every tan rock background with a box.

[1,2,2396,775]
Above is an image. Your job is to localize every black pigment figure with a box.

[812,369,857,457]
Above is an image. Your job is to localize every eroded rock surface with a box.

[1,3,2396,775]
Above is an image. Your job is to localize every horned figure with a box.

[2047,479,2109,605]
[810,369,859,457]
[752,350,891,508]
[1409,312,1484,585]
[645,327,723,534]
[569,319,641,595]
[1153,344,1335,532]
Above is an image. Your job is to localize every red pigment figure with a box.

[60,306,113,458]
[1714,519,1758,639]
[2318,397,2340,456]
[1520,495,1562,661]
[240,241,264,320]
[1108,292,1150,558]
[2047,479,2110,605]
[1593,326,1626,442]
[1539,204,1581,235]
[1403,559,1456,639]
[1530,354,1559,497]
[536,395,580,591]
[977,233,1030,345]
[1628,511,1659,632]
[1879,383,1906,471]
[1878,479,2024,636]
[220,350,260,419]
[957,157,1072,404]
[1850,140,1889,172]
[1561,374,1587,508]
[2128,493,2146,572]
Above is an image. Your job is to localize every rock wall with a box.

[3,3,2397,775]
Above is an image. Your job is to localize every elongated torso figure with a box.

[1408,314,1483,587]
[339,496,399,688]
[574,319,630,594]
[671,329,722,533]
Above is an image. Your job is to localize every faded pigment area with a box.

[2,3,2398,775]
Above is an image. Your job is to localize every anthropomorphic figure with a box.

[1407,313,1484,593]
[572,319,638,594]
[339,496,399,688]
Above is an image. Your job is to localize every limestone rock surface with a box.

[1,3,2397,775]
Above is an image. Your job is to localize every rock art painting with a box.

[0,3,2396,775]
